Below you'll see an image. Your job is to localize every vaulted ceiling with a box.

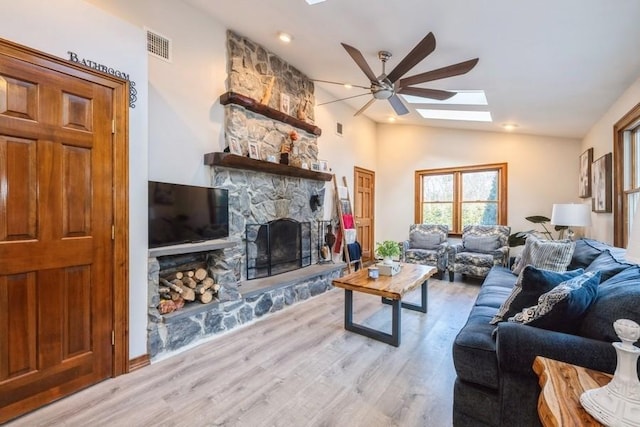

[182,0,640,139]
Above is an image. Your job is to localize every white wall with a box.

[313,86,377,221]
[581,76,640,245]
[0,0,149,359]
[375,124,582,244]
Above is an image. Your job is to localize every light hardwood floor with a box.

[9,276,480,427]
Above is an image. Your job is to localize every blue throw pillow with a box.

[490,266,584,324]
[509,271,600,333]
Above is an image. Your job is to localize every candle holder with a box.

[580,319,640,426]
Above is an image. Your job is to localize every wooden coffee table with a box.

[332,263,436,347]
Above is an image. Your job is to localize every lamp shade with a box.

[626,207,640,264]
[550,203,592,227]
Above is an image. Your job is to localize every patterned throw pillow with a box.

[508,271,600,333]
[512,235,575,275]
[490,266,584,324]
[464,235,501,253]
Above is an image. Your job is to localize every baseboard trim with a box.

[128,354,150,372]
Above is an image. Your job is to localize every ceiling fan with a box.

[314,32,479,116]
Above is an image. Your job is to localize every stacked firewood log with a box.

[157,267,221,314]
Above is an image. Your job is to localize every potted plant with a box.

[508,215,568,247]
[376,240,401,265]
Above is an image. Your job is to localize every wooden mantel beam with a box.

[219,91,322,136]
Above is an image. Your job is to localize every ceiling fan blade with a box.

[397,86,456,101]
[316,92,371,106]
[311,79,370,90]
[399,58,479,87]
[354,98,376,116]
[341,43,379,83]
[388,94,409,115]
[386,32,436,84]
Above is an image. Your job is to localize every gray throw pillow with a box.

[464,235,501,253]
[512,235,575,275]
[410,232,441,250]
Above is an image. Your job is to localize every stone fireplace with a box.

[146,31,343,360]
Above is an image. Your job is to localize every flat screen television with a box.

[148,181,229,248]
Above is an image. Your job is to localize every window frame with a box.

[414,163,508,235]
[614,102,640,247]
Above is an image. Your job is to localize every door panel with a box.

[0,52,114,422]
[354,167,375,262]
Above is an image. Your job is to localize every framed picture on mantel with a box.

[592,152,612,213]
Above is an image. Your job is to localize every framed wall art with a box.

[279,93,290,115]
[248,142,260,160]
[592,152,612,213]
[579,147,593,198]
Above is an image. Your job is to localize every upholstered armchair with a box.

[402,224,449,279]
[448,225,511,282]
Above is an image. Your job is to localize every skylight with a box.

[401,90,488,105]
[416,109,493,122]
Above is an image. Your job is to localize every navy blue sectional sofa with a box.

[452,238,640,426]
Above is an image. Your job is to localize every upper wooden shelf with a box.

[204,152,333,182]
[219,91,322,136]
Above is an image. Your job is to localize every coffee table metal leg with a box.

[344,289,401,347]
[381,280,428,313]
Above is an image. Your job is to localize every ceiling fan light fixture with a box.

[277,32,293,43]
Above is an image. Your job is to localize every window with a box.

[614,104,640,247]
[415,163,508,234]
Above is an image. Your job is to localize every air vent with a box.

[146,28,171,62]
[336,122,343,136]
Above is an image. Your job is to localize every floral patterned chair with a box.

[447,225,511,282]
[402,224,449,279]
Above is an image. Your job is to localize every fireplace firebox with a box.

[246,218,311,279]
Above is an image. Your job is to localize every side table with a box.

[533,356,612,427]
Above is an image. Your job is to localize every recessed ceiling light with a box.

[343,83,352,89]
[502,123,518,131]
[388,116,396,123]
[305,0,326,4]
[416,109,493,122]
[278,32,293,43]
[401,90,488,105]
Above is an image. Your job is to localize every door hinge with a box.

[112,120,116,134]
[111,331,115,346]
[112,224,115,240]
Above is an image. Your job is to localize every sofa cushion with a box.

[512,235,575,275]
[453,305,501,390]
[464,235,501,253]
[579,266,640,342]
[474,267,517,309]
[567,238,608,270]
[410,232,441,250]
[509,271,600,333]
[584,249,633,283]
[490,266,584,324]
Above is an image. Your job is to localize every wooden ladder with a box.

[333,175,358,273]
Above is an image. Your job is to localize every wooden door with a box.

[354,167,375,263]
[0,47,117,422]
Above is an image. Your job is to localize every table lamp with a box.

[550,203,591,240]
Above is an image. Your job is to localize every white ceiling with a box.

[181,0,640,139]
